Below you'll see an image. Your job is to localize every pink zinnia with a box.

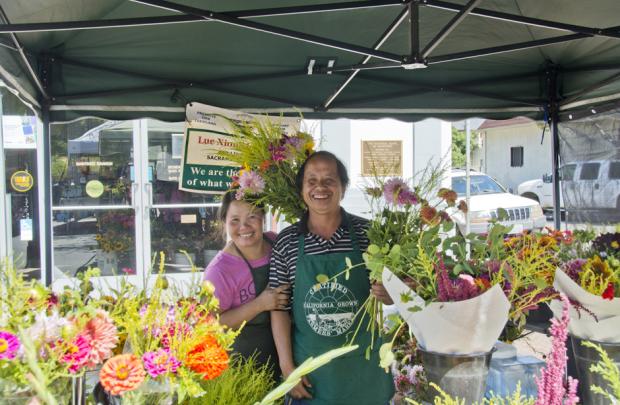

[62,334,91,373]
[0,330,20,360]
[236,170,265,199]
[142,348,181,378]
[83,310,119,368]
[383,178,412,206]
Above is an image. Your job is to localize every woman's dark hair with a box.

[295,151,349,195]
[218,190,264,222]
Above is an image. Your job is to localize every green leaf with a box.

[497,207,509,221]
[407,305,422,313]
[534,277,548,289]
[367,244,381,255]
[400,292,412,303]
[379,342,395,369]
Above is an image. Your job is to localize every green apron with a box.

[292,215,394,405]
[231,242,279,374]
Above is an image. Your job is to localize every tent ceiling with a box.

[0,0,619,122]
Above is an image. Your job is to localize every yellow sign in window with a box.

[10,171,34,192]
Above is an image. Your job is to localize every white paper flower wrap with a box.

[382,267,509,354]
[550,268,620,343]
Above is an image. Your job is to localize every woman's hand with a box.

[256,284,290,311]
[370,282,393,305]
[282,365,313,400]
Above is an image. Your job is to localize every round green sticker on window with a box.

[85,180,104,198]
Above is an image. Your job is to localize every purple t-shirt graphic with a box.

[203,232,275,312]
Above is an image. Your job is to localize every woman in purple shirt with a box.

[204,191,289,373]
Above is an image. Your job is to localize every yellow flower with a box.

[304,139,314,153]
[612,241,619,249]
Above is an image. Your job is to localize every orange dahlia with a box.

[184,335,229,380]
[100,354,145,396]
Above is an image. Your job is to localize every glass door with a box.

[50,119,139,287]
[1,89,41,281]
[49,118,226,289]
[144,119,224,282]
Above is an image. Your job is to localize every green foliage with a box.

[218,116,312,223]
[181,355,276,405]
[582,340,620,401]
[451,127,478,168]
[406,383,535,405]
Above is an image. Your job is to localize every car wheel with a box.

[520,192,539,203]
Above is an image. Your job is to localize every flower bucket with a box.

[419,347,494,404]
[97,250,118,276]
[203,249,218,266]
[571,336,620,405]
[173,252,196,271]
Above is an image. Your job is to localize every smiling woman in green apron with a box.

[203,191,290,375]
[270,151,395,405]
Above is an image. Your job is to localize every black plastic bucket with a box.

[571,336,620,405]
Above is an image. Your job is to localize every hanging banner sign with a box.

[180,103,301,194]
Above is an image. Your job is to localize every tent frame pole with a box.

[560,70,620,106]
[429,33,590,64]
[52,58,314,108]
[547,66,562,230]
[409,1,420,61]
[0,0,405,33]
[421,0,481,58]
[0,5,49,100]
[322,6,409,109]
[132,0,403,63]
[331,74,542,107]
[40,56,53,286]
[424,0,620,40]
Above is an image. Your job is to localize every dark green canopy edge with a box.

[0,0,619,123]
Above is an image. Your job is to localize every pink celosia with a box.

[436,257,481,302]
[62,334,91,373]
[0,330,20,360]
[83,310,119,368]
[534,294,579,405]
[142,348,181,378]
[235,170,265,200]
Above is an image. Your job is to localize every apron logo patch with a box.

[303,281,358,337]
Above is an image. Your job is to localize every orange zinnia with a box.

[100,354,145,396]
[185,335,229,380]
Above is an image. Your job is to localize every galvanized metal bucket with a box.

[571,336,620,405]
[419,347,494,404]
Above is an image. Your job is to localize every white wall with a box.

[413,119,452,188]
[319,118,449,218]
[477,122,550,191]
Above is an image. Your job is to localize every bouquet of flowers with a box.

[95,211,134,253]
[218,117,314,223]
[98,261,238,403]
[551,230,620,342]
[0,264,118,403]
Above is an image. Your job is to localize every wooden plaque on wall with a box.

[361,140,403,176]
